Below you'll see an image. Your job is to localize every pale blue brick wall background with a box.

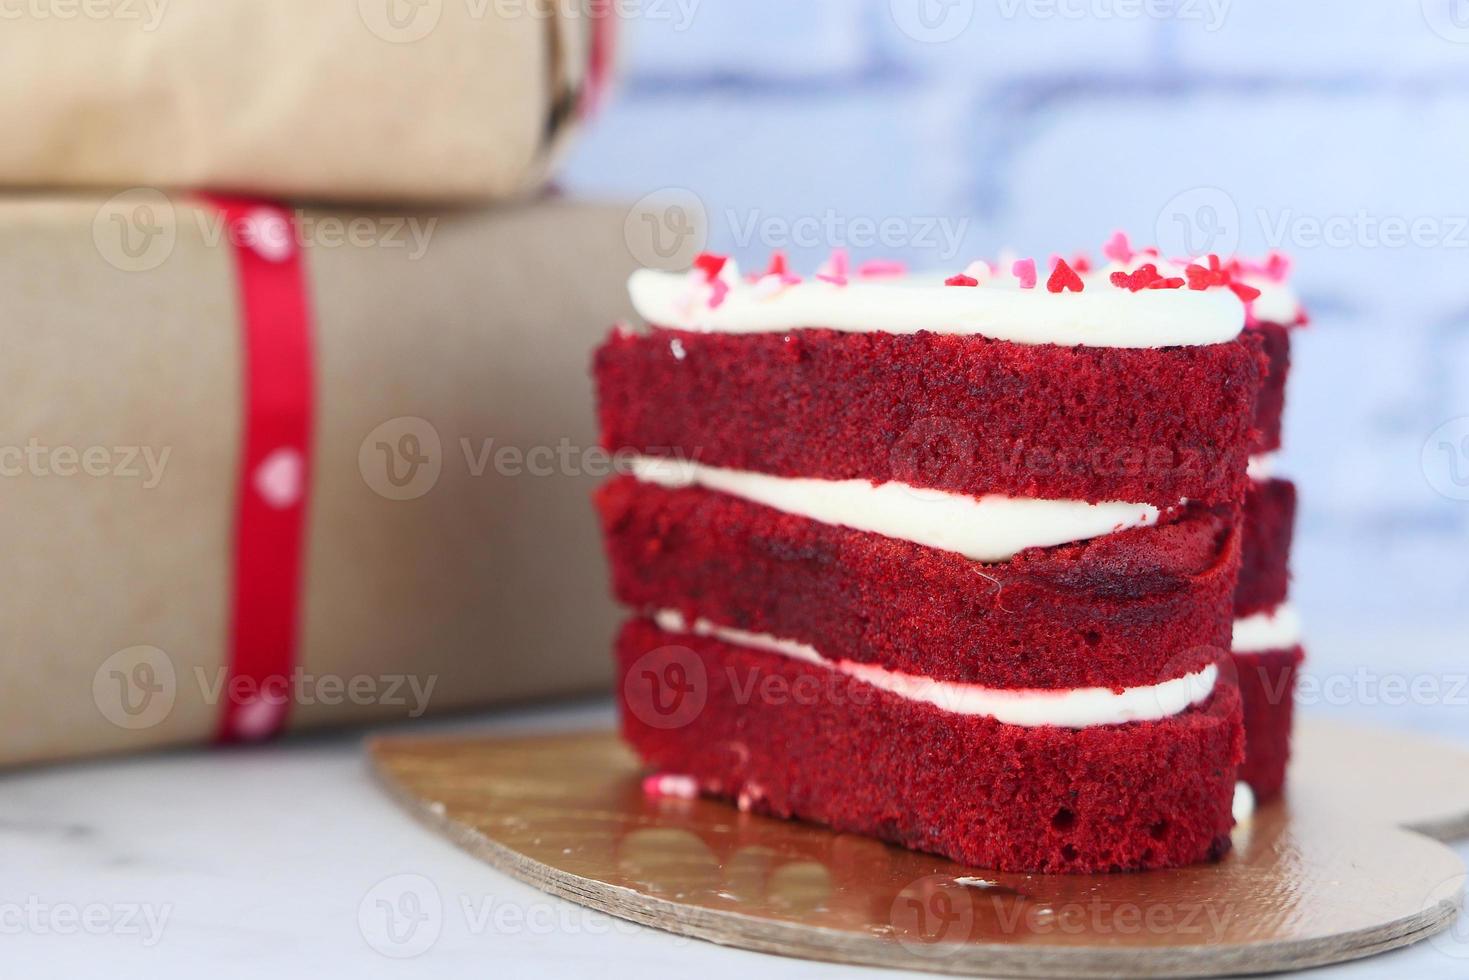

[563,1,1469,735]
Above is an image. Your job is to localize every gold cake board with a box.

[368,717,1469,978]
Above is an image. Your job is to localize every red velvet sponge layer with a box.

[618,619,1244,874]
[1235,477,1297,618]
[1233,645,1304,802]
[1250,321,1291,454]
[595,328,1265,510]
[598,477,1238,690]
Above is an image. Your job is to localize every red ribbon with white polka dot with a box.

[582,0,617,118]
[202,195,315,744]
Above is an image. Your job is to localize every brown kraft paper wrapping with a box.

[0,192,674,767]
[0,1,600,204]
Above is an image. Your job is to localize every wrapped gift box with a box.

[0,1,611,203]
[0,192,664,767]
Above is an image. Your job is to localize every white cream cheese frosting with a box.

[630,455,1160,563]
[627,263,1246,349]
[1232,604,1303,653]
[655,610,1218,729]
[1246,277,1304,326]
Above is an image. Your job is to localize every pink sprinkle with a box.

[816,274,849,286]
[945,274,979,287]
[1102,231,1133,264]
[1263,251,1292,282]
[751,274,782,299]
[818,248,850,280]
[964,260,993,283]
[642,773,699,799]
[831,248,850,277]
[1012,258,1037,289]
[753,272,802,298]
[708,278,731,309]
[765,251,789,278]
[858,259,907,278]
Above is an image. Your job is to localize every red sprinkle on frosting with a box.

[1184,254,1229,291]
[945,274,980,287]
[1187,254,1263,302]
[1046,258,1085,293]
[1110,263,1161,292]
[1229,281,1263,302]
[693,252,728,282]
[764,251,788,278]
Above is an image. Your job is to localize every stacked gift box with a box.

[0,2,663,766]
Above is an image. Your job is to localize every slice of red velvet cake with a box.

[1232,256,1309,803]
[594,244,1264,874]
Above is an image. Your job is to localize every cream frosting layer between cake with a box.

[654,610,1220,728]
[628,266,1246,348]
[1247,453,1278,479]
[629,455,1160,563]
[1232,604,1303,653]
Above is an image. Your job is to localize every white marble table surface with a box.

[5,623,1468,979]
